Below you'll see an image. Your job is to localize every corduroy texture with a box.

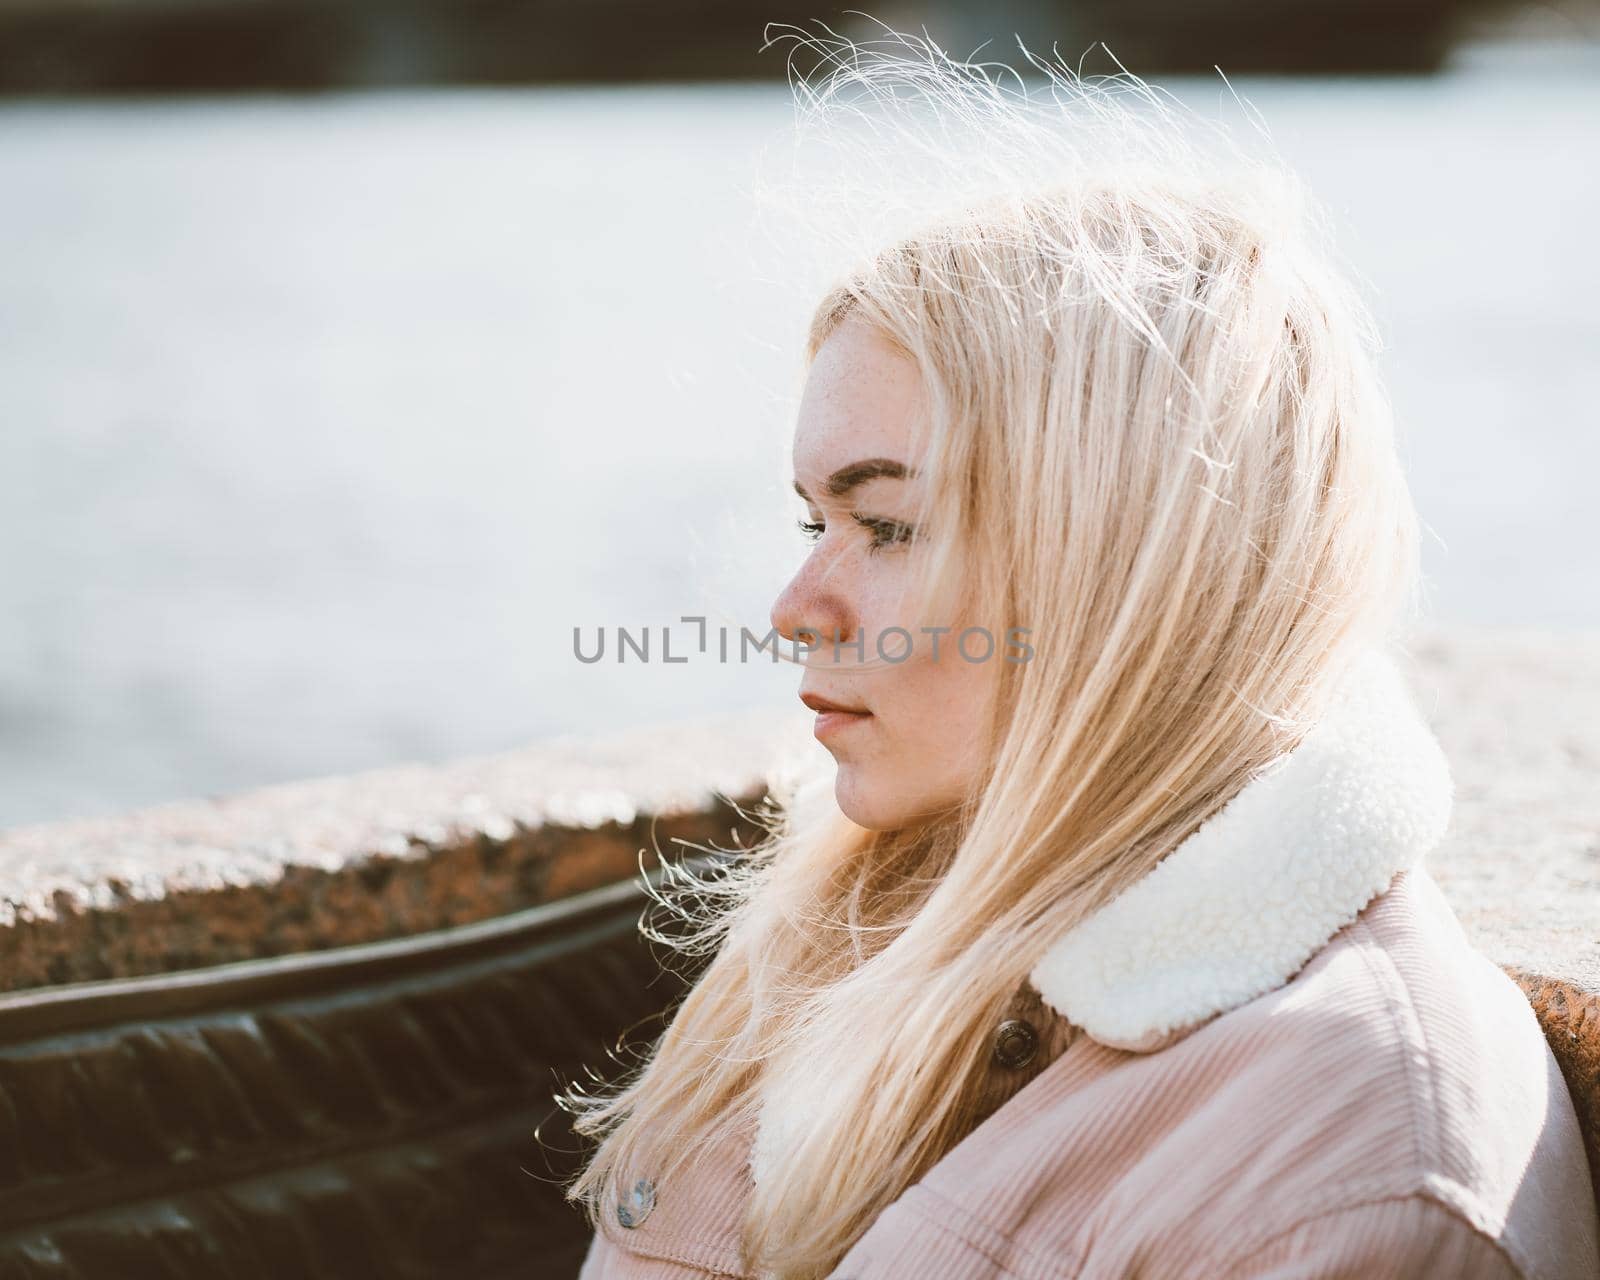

[578,869,1598,1279]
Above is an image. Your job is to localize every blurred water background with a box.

[1,31,1596,830]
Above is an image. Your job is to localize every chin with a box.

[834,767,936,831]
[833,768,897,831]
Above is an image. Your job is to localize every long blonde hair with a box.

[561,27,1422,1278]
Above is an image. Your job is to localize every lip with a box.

[800,692,868,715]
[800,691,872,743]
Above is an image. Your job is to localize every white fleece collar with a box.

[1029,647,1454,1052]
[750,649,1452,1193]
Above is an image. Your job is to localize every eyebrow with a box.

[792,457,915,502]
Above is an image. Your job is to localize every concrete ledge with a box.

[0,706,813,992]
[0,625,1595,1177]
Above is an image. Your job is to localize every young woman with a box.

[561,34,1599,1280]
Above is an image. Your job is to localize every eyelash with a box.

[796,514,915,554]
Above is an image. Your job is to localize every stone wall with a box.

[0,706,813,992]
[0,624,1595,1189]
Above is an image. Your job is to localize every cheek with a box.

[875,640,997,769]
[831,650,998,828]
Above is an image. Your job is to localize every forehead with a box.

[793,316,925,483]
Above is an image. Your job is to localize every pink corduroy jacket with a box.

[578,652,1600,1279]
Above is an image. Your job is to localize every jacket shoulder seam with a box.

[1346,913,1443,1176]
[887,1183,1067,1279]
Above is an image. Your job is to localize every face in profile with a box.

[770,315,1002,831]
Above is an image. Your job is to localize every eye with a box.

[796,517,825,544]
[853,514,916,553]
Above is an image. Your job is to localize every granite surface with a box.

[1403,628,1599,992]
[0,627,1594,1151]
[1,628,1594,990]
[0,706,816,991]
[0,624,1593,1184]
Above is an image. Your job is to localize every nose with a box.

[770,547,855,654]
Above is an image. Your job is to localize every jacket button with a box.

[993,1018,1039,1069]
[616,1177,656,1229]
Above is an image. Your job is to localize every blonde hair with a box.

[560,25,1422,1278]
